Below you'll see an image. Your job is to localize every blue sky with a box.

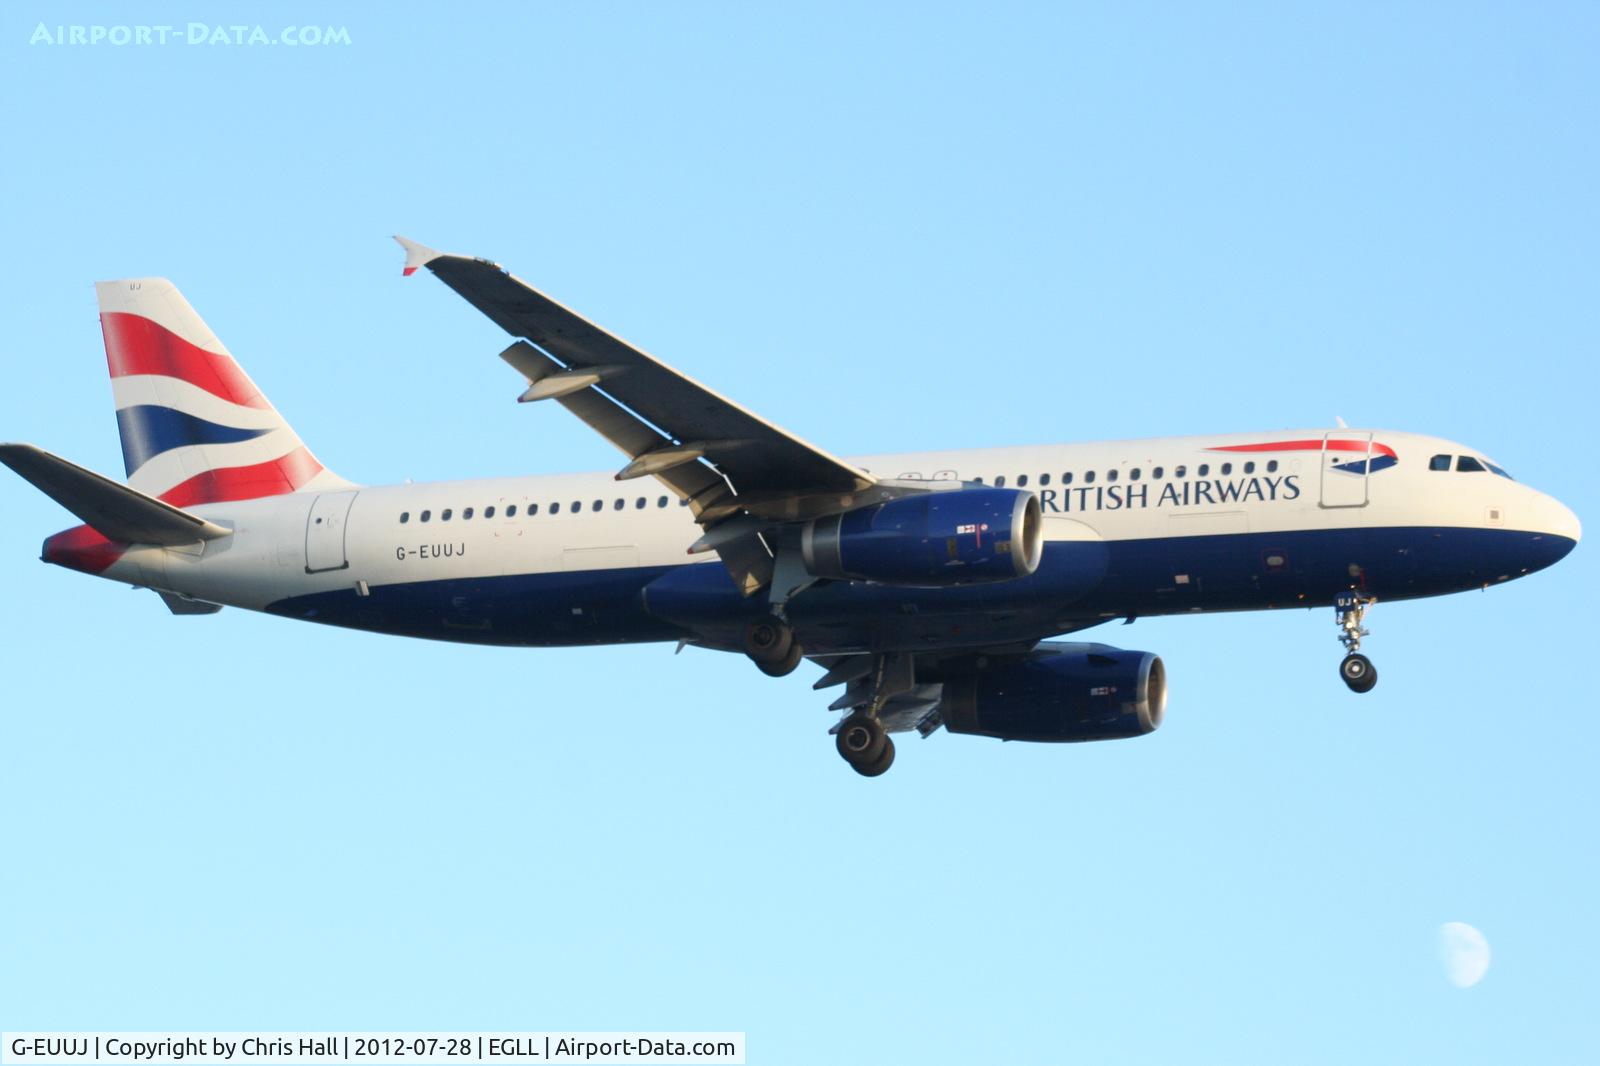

[1,3,1596,1063]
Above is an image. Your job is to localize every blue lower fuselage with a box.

[264,525,1577,653]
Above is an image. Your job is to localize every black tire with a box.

[1340,653,1378,693]
[742,616,793,664]
[835,714,887,765]
[753,639,804,677]
[853,736,895,777]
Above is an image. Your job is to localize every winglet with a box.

[394,235,444,277]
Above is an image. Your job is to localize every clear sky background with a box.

[2,3,1596,1063]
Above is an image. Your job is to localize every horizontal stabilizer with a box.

[0,443,232,545]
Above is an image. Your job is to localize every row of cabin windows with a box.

[399,495,688,524]
[399,457,1292,524]
[1429,454,1513,479]
[976,459,1277,488]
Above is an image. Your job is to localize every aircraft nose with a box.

[1544,494,1581,544]
[1530,492,1580,566]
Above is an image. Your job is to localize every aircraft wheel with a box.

[852,736,895,777]
[835,714,887,766]
[743,616,793,664]
[1340,653,1378,693]
[753,640,804,677]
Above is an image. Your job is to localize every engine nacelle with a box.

[941,643,1166,742]
[801,487,1043,587]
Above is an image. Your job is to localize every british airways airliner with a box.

[2,238,1580,776]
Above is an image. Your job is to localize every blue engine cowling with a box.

[940,643,1166,742]
[800,487,1043,587]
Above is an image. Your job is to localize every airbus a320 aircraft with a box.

[2,238,1580,776]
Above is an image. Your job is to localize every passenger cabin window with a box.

[636,497,646,509]
[658,496,669,507]
[420,510,431,523]
[1152,467,1164,479]
[441,509,453,521]
[571,500,581,512]
[1220,463,1232,476]
[1430,454,1452,471]
[527,504,538,516]
[400,512,410,524]
[551,502,561,514]
[1062,472,1073,485]
[1197,465,1209,477]
[1017,475,1028,487]
[1129,468,1141,481]
[485,506,495,519]
[1174,465,1187,477]
[1084,471,1096,484]
[1106,469,1118,482]
[507,505,517,517]
[613,498,624,510]
[463,507,474,520]
[1457,456,1486,473]
[1243,462,1254,474]
[1266,460,1278,473]
[994,476,1006,487]
[1039,473,1051,486]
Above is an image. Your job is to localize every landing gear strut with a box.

[1335,590,1378,693]
[744,616,802,677]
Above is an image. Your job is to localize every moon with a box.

[1438,922,1491,988]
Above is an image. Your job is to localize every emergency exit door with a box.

[305,491,358,572]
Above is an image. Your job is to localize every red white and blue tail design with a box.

[97,278,349,504]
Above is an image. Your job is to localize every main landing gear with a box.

[744,616,803,677]
[1334,590,1378,693]
[836,713,895,777]
[827,651,918,777]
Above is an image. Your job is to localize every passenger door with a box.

[305,491,359,572]
[1319,431,1372,508]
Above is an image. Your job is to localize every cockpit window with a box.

[1429,454,1452,471]
[1456,456,1485,473]
[1485,461,1513,480]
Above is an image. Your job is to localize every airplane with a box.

[0,237,1580,776]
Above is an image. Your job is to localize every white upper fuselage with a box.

[113,428,1579,618]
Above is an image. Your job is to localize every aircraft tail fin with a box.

[95,278,349,505]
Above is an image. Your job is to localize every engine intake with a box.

[801,487,1042,587]
[942,643,1166,742]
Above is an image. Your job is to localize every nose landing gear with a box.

[1335,590,1378,693]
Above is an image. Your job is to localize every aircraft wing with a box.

[812,651,946,737]
[395,237,886,594]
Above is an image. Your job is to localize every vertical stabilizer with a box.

[96,278,350,504]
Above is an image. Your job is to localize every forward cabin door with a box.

[1318,431,1372,508]
[305,491,359,572]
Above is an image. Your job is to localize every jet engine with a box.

[940,643,1166,742]
[800,487,1042,587]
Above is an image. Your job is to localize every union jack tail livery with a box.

[97,278,348,506]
